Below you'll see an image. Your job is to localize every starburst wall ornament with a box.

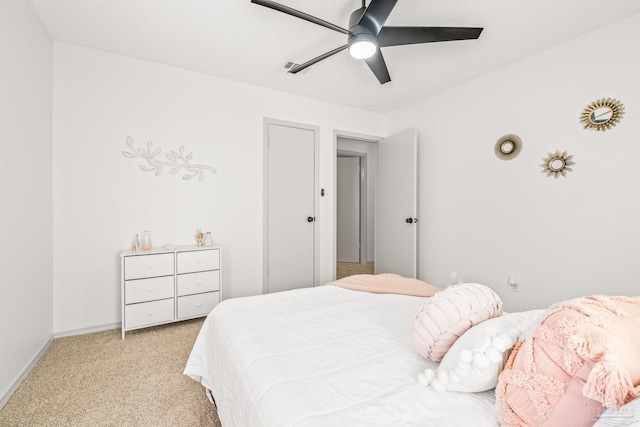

[494,134,523,161]
[540,150,575,179]
[579,98,624,132]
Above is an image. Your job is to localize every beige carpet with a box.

[0,319,221,427]
[336,261,374,280]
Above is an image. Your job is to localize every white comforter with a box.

[185,285,498,427]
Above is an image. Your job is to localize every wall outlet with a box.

[508,275,519,292]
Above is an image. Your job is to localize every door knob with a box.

[307,216,315,222]
[405,218,413,224]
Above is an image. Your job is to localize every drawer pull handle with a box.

[148,288,153,292]
[147,265,153,269]
[147,311,153,316]
[196,303,202,307]
[197,281,202,285]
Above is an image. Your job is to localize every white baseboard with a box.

[0,337,53,410]
[53,322,121,338]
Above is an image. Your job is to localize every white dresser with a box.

[120,246,221,339]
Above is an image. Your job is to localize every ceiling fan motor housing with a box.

[348,7,379,57]
[348,7,368,33]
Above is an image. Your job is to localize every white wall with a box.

[0,0,53,404]
[387,14,640,311]
[52,43,385,334]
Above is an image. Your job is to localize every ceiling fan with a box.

[251,0,483,84]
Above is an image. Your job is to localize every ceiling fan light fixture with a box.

[252,0,484,84]
[348,34,378,59]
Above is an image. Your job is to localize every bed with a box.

[184,280,640,427]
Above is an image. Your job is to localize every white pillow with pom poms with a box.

[417,309,545,393]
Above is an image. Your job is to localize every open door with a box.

[375,129,418,278]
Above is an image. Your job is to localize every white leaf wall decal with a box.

[123,136,216,181]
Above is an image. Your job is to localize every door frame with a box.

[332,130,381,281]
[263,118,320,294]
[337,150,366,264]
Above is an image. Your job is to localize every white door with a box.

[265,121,317,293]
[337,156,360,263]
[375,129,418,278]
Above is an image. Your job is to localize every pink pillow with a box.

[411,283,503,362]
[496,295,640,427]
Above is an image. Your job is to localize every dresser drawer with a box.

[177,249,219,274]
[177,270,219,296]
[125,276,174,304]
[177,292,219,319]
[124,298,174,329]
[124,253,174,280]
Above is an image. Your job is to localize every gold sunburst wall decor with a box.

[494,134,523,160]
[579,98,625,131]
[540,150,575,179]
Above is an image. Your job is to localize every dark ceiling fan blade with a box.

[251,0,349,34]
[289,45,348,74]
[358,0,398,35]
[364,50,391,84]
[378,26,483,47]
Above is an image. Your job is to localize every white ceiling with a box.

[28,0,640,113]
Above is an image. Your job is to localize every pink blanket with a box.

[327,273,442,297]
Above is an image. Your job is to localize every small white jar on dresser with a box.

[120,245,221,339]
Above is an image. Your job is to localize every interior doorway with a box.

[336,136,377,279]
[337,154,362,263]
[334,129,418,281]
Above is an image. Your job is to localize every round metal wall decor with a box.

[540,150,575,179]
[579,98,624,132]
[494,134,523,160]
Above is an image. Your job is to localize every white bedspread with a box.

[184,285,498,427]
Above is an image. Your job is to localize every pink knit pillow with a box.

[496,295,640,427]
[411,283,503,362]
